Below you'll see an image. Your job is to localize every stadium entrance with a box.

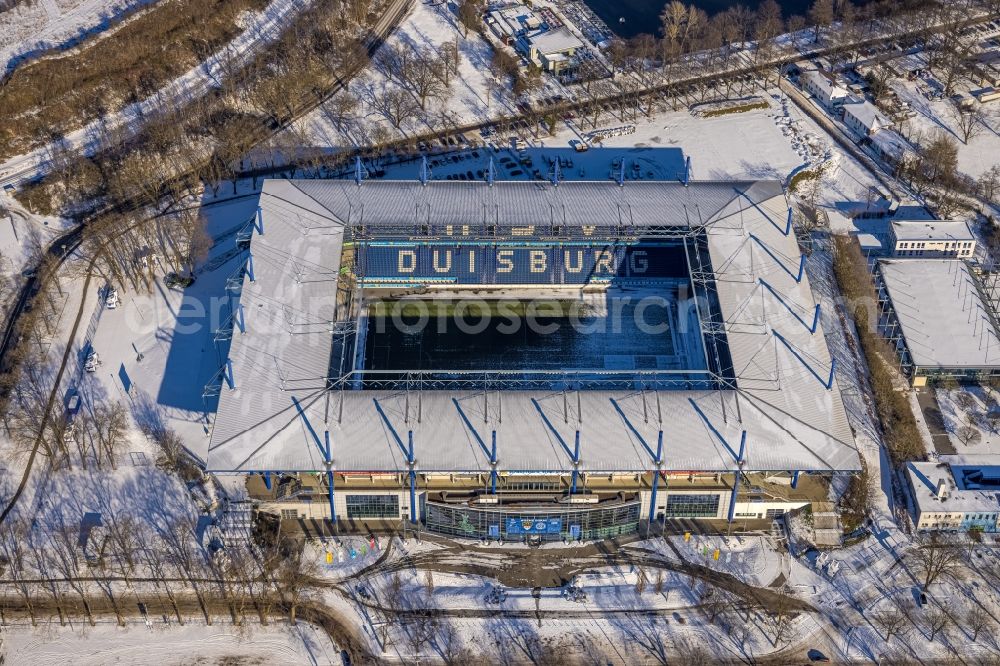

[424,497,642,542]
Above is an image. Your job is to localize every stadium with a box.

[205,162,861,541]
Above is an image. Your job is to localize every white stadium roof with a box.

[205,179,860,475]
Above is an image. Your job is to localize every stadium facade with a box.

[205,171,861,541]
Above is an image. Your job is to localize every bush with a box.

[701,100,769,117]
[832,235,922,463]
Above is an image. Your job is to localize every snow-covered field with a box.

[0,0,311,189]
[0,0,157,74]
[2,620,340,665]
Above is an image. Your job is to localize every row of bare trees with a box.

[0,508,319,629]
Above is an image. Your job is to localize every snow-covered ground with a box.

[892,74,1000,180]
[936,386,1000,455]
[0,0,157,74]
[2,620,340,665]
[78,194,260,462]
[294,0,526,147]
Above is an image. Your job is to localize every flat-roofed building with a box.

[875,259,1000,384]
[521,26,583,74]
[889,219,976,258]
[908,456,1000,532]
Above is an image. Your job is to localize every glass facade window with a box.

[424,501,640,541]
[346,494,400,519]
[664,493,721,518]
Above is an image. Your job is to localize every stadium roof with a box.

[878,259,1000,370]
[205,179,860,475]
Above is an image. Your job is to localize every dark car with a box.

[807,649,831,663]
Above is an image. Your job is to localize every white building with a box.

[907,457,1000,532]
[521,26,583,74]
[888,219,976,258]
[800,70,849,110]
[843,101,891,137]
[868,129,912,167]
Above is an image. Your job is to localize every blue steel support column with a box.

[408,431,417,523]
[325,431,336,523]
[490,431,498,495]
[236,303,246,334]
[255,206,264,235]
[263,471,272,490]
[648,431,663,524]
[224,358,235,390]
[327,471,336,522]
[683,156,691,186]
[649,470,660,523]
[728,432,747,523]
[570,431,580,494]
[791,470,800,490]
[728,471,741,523]
[247,252,255,283]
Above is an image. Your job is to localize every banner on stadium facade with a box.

[505,517,563,535]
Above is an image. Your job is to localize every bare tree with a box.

[873,607,908,641]
[276,537,318,625]
[978,166,1000,207]
[912,536,963,591]
[457,0,482,38]
[808,0,834,43]
[966,605,990,641]
[159,516,213,624]
[50,522,97,625]
[957,423,981,446]
[369,86,419,131]
[326,93,359,132]
[403,53,448,110]
[926,607,950,641]
[82,401,130,469]
[951,106,985,145]
[142,535,184,624]
[0,520,38,626]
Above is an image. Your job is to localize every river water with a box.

[583,0,814,40]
